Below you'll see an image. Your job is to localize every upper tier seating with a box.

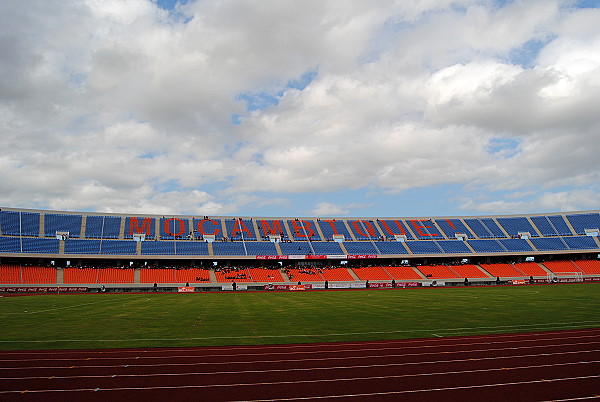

[124,217,155,239]
[44,213,82,238]
[436,240,472,254]
[406,219,444,239]
[97,240,137,255]
[0,211,40,236]
[85,215,121,238]
[530,215,572,236]
[287,219,321,241]
[224,219,256,241]
[141,241,176,255]
[318,219,352,241]
[377,220,414,240]
[372,241,409,254]
[464,218,506,238]
[346,219,381,240]
[245,241,278,256]
[467,239,505,253]
[212,242,247,256]
[311,241,344,255]
[22,238,60,254]
[566,213,600,235]
[160,217,190,240]
[406,241,442,254]
[496,217,539,237]
[343,241,379,255]
[435,218,475,239]
[497,238,533,252]
[64,239,101,254]
[173,241,210,256]
[193,218,223,240]
[279,242,313,255]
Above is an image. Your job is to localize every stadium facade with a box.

[1,207,599,291]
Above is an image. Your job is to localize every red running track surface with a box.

[0,328,599,401]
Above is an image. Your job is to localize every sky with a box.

[0,0,599,218]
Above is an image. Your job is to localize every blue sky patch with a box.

[236,69,318,114]
[486,137,521,158]
[508,38,554,68]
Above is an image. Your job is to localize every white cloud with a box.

[0,0,598,217]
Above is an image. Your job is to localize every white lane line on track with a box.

[1,358,597,382]
[544,397,600,401]
[1,372,599,395]
[237,376,600,401]
[1,348,598,374]
[1,334,599,363]
[1,320,599,343]
[2,327,599,357]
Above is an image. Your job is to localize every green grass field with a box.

[1,283,599,350]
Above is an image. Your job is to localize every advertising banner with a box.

[346,255,378,259]
[256,255,289,260]
[0,287,88,293]
[289,285,306,291]
[367,282,393,288]
[178,287,195,292]
[397,282,420,288]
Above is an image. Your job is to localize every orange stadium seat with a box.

[248,268,284,282]
[452,264,489,278]
[175,268,211,283]
[21,266,56,284]
[480,263,525,278]
[320,268,354,281]
[543,261,582,275]
[63,268,99,284]
[513,262,548,276]
[140,268,177,283]
[214,268,251,283]
[286,268,324,282]
[352,267,392,280]
[0,265,23,283]
[572,260,600,275]
[384,266,423,280]
[98,268,134,283]
[416,265,460,279]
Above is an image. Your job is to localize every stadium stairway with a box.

[280,268,291,282]
[347,267,360,281]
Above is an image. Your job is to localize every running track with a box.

[0,328,599,401]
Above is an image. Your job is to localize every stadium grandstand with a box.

[1,207,600,291]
